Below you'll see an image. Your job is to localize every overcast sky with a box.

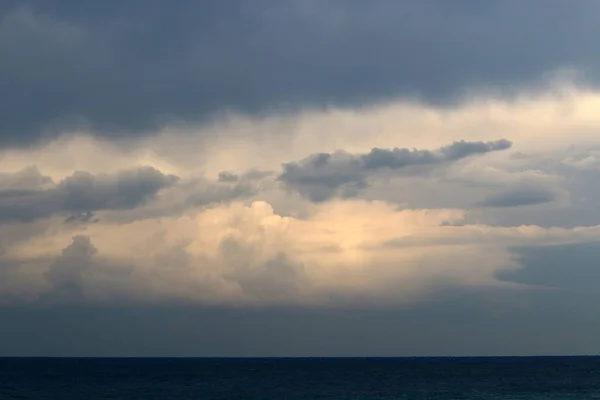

[2,0,600,356]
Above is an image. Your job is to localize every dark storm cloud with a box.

[1,0,600,145]
[279,139,511,201]
[3,286,600,356]
[500,241,600,292]
[0,166,177,221]
[44,235,98,302]
[479,186,559,208]
[40,235,134,304]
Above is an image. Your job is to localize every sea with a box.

[1,357,600,399]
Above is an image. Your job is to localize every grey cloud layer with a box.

[279,139,511,201]
[0,166,267,223]
[0,167,177,222]
[2,1,600,144]
[0,138,516,225]
[479,186,560,208]
[0,138,574,228]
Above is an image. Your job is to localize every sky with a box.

[2,0,600,356]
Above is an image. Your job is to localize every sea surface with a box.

[1,357,600,399]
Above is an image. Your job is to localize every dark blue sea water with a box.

[1,357,600,399]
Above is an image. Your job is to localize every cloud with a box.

[7,198,600,308]
[0,166,52,190]
[0,88,599,309]
[500,241,600,291]
[64,211,99,225]
[0,161,267,228]
[39,235,138,304]
[5,1,600,357]
[2,1,600,145]
[0,166,177,222]
[479,186,560,208]
[0,200,475,305]
[217,171,239,183]
[44,235,98,301]
[3,293,600,356]
[218,238,308,302]
[108,173,264,223]
[0,71,599,315]
[279,139,511,201]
